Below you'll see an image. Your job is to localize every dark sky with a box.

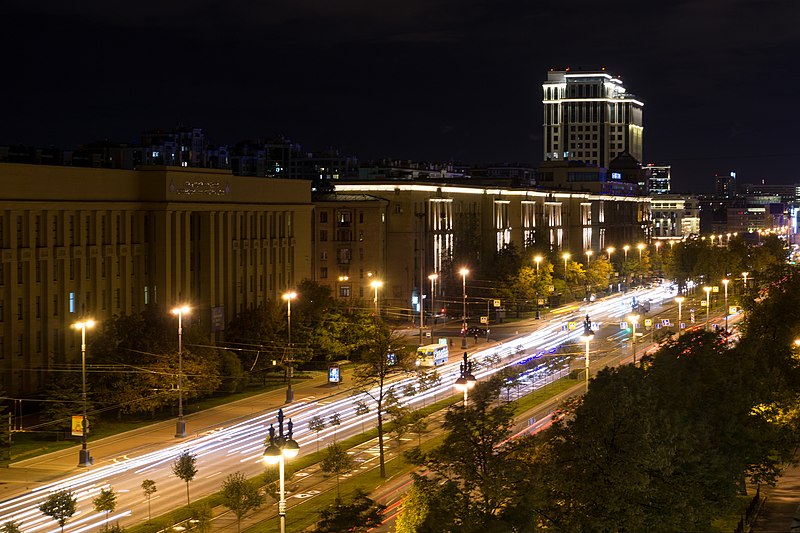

[3,0,800,193]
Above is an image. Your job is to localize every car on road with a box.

[463,326,489,337]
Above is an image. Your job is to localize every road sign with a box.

[712,286,719,293]
[729,306,738,314]
[690,309,696,323]
[701,300,708,306]
[568,321,577,330]
[561,325,568,332]
[547,285,555,292]
[662,319,672,326]
[425,330,432,337]
[644,318,653,327]
[72,415,84,437]
[480,316,488,324]
[537,298,546,305]
[493,299,501,307]
[620,321,628,330]
[680,322,686,329]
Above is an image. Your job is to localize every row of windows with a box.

[0,288,128,321]
[0,256,145,286]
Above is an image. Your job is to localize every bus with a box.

[416,343,449,367]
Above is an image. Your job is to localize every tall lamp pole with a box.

[459,268,469,349]
[72,319,95,466]
[581,316,594,392]
[171,306,190,438]
[282,291,297,403]
[628,314,640,365]
[263,408,300,533]
[453,352,477,406]
[562,252,570,279]
[703,286,712,330]
[606,246,615,262]
[675,296,685,330]
[742,271,749,290]
[428,273,438,337]
[585,250,592,264]
[370,280,383,318]
[722,278,729,334]
[534,255,543,319]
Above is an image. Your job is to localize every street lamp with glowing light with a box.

[459,268,469,347]
[282,291,298,403]
[628,314,640,365]
[675,296,685,327]
[534,255,543,274]
[562,252,570,279]
[453,352,477,406]
[703,286,712,330]
[370,280,383,317]
[170,306,190,438]
[72,319,95,466]
[262,409,300,533]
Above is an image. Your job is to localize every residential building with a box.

[714,171,737,198]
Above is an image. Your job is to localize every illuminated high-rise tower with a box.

[542,69,644,168]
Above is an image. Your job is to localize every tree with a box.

[395,476,461,533]
[308,415,326,453]
[316,488,385,533]
[406,378,530,531]
[190,504,212,533]
[0,521,22,533]
[171,450,198,507]
[352,325,414,477]
[408,411,429,447]
[141,479,157,523]
[329,412,341,442]
[39,489,77,533]
[220,471,265,532]
[93,488,117,530]
[354,400,370,432]
[321,443,355,497]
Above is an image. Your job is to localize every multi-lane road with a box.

[0,285,687,532]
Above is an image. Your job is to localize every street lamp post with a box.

[722,278,729,334]
[606,246,615,262]
[453,352,477,406]
[703,286,712,330]
[370,280,383,318]
[675,296,685,329]
[742,271,749,290]
[263,408,300,533]
[72,319,95,466]
[585,250,592,264]
[459,268,469,349]
[562,252,570,279]
[581,318,595,392]
[534,255,543,320]
[637,243,645,280]
[628,314,640,365]
[171,306,190,438]
[428,273,438,337]
[623,244,630,263]
[282,292,297,404]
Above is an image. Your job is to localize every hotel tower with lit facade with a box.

[542,69,644,168]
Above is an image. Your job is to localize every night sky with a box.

[3,0,800,193]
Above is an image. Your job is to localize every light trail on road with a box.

[0,286,675,531]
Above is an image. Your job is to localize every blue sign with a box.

[328,365,341,384]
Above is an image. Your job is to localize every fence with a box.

[733,485,761,533]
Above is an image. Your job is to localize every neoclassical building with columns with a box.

[0,163,313,394]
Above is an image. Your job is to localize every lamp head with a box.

[459,267,469,277]
[73,319,96,330]
[607,246,615,254]
[534,255,543,264]
[263,444,282,465]
[675,296,685,304]
[454,376,468,391]
[703,286,712,294]
[282,291,297,301]
[562,252,570,260]
[637,243,645,251]
[623,245,630,251]
[370,280,383,289]
[171,305,190,316]
[428,273,438,281]
[282,439,300,458]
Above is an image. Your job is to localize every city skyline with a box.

[3,0,800,193]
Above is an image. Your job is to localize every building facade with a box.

[644,164,671,195]
[542,69,644,168]
[0,163,313,395]
[650,195,700,238]
[312,194,389,302]
[333,182,650,315]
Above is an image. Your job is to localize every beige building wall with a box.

[312,194,388,302]
[0,163,312,395]
[334,182,649,316]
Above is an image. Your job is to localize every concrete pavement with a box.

[751,449,800,532]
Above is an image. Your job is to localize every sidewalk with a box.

[751,450,800,532]
[0,368,352,500]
